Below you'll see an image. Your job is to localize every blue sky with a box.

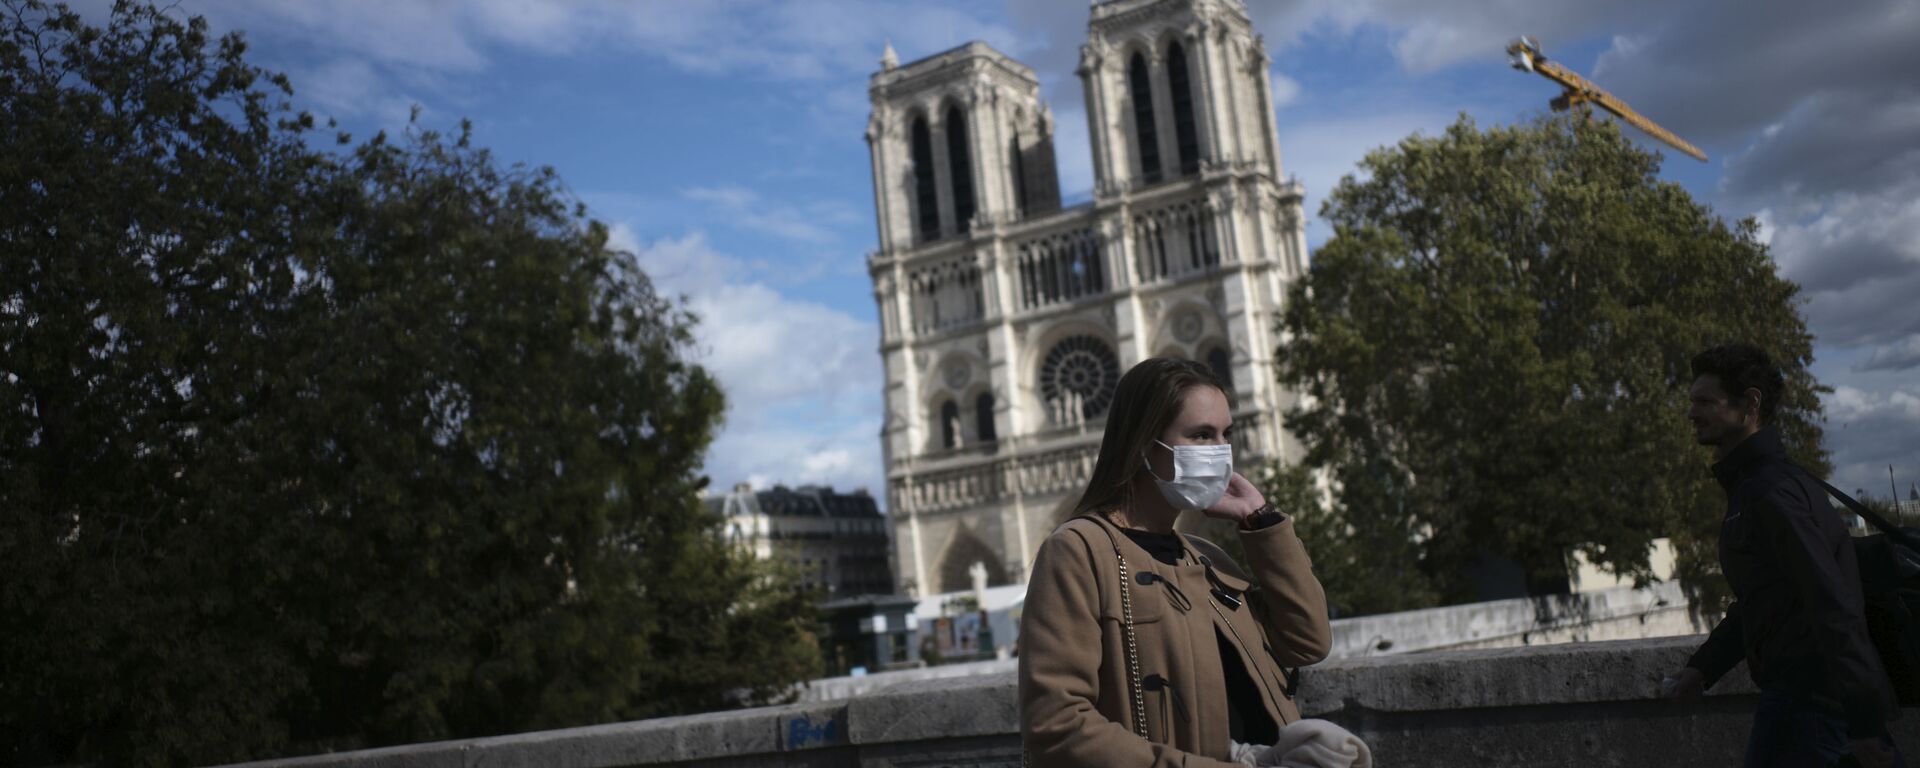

[85,0,1920,506]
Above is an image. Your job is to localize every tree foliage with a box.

[1276,114,1827,616]
[0,2,818,764]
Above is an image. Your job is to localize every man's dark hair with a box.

[1691,344,1785,424]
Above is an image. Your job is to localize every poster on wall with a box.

[932,610,993,658]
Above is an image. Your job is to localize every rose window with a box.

[1039,335,1120,424]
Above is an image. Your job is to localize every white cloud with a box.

[721,416,885,495]
[1857,336,1920,374]
[466,0,585,55]
[290,57,422,126]
[1388,20,1478,75]
[683,186,758,210]
[623,229,887,501]
[691,282,873,405]
[681,185,854,245]
[1269,71,1302,108]
[1276,110,1458,243]
[1822,384,1920,500]
[118,0,1026,140]
[204,0,493,73]
[1720,91,1920,206]
[1751,208,1775,247]
[611,228,743,296]
[802,448,860,478]
[1604,33,1647,61]
[1765,190,1920,346]
[1828,386,1920,423]
[182,0,1022,83]
[1244,0,1670,75]
[1590,0,1920,148]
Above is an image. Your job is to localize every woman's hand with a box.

[1203,472,1267,524]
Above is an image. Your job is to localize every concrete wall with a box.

[795,582,1698,704]
[1325,581,1702,658]
[220,636,1920,768]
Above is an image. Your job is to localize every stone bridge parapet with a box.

[222,636,1920,767]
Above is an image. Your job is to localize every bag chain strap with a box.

[1115,548,1148,739]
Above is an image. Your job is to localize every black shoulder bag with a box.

[1813,476,1920,707]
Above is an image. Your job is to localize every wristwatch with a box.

[1239,502,1285,531]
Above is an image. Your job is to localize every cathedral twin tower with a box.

[865,0,1309,597]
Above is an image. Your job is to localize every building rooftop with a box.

[870,39,1038,89]
[707,484,883,519]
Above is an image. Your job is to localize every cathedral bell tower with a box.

[1079,0,1287,195]
[866,42,1061,252]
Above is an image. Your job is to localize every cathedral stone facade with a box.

[865,0,1309,597]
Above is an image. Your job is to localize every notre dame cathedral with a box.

[865,0,1309,597]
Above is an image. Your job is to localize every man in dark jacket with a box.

[1663,344,1900,767]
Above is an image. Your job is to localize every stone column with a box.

[1078,39,1123,197]
[1104,214,1153,365]
[1200,26,1240,165]
[866,107,896,250]
[970,77,1002,223]
[904,480,927,597]
[1208,187,1239,266]
[1251,37,1284,179]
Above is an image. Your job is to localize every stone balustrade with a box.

[1132,196,1220,284]
[884,182,1249,339]
[894,442,1097,514]
[905,254,987,334]
[217,636,1920,767]
[1011,223,1106,313]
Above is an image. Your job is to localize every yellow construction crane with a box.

[1506,36,1706,162]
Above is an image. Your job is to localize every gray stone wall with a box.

[219,637,1920,767]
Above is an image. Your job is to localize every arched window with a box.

[975,392,997,443]
[938,527,1009,593]
[945,105,977,234]
[1128,53,1162,184]
[1207,346,1233,392]
[910,116,939,241]
[940,400,962,449]
[1010,135,1029,217]
[1167,41,1200,176]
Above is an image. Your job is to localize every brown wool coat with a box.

[1017,514,1332,767]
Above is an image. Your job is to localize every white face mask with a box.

[1144,440,1233,510]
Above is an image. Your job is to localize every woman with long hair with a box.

[1018,357,1340,766]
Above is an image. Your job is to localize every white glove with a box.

[1256,719,1372,768]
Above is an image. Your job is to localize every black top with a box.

[1121,527,1187,566]
[1119,528,1278,745]
[1686,426,1893,733]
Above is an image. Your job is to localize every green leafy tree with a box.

[1243,462,1438,618]
[1276,114,1827,616]
[0,2,817,765]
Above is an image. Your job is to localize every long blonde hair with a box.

[1072,357,1232,519]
